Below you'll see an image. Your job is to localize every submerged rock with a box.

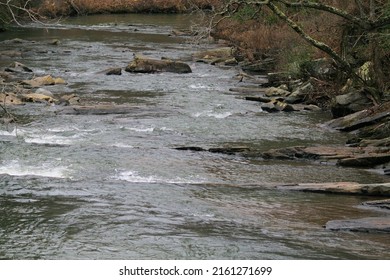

[274,182,390,196]
[56,104,136,115]
[125,57,191,74]
[174,145,250,155]
[326,217,390,233]
[261,145,390,168]
[362,199,390,210]
[104,67,122,75]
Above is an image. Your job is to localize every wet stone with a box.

[362,199,390,210]
[326,217,390,233]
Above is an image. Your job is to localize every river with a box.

[0,14,389,259]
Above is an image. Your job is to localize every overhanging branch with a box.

[266,1,352,73]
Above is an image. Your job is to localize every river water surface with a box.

[0,14,389,259]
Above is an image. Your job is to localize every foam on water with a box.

[0,160,69,178]
[24,134,75,146]
[114,170,205,184]
[125,126,155,133]
[192,110,233,119]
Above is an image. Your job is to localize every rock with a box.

[337,153,390,167]
[56,104,136,115]
[261,145,390,168]
[264,87,290,97]
[261,100,296,113]
[331,88,375,118]
[170,29,188,36]
[58,94,80,105]
[266,72,292,87]
[300,58,337,80]
[326,102,390,133]
[174,146,250,155]
[224,58,238,66]
[362,199,390,210]
[54,77,67,84]
[0,50,22,58]
[21,93,56,104]
[208,146,250,154]
[355,117,390,141]
[21,75,66,87]
[302,104,322,111]
[326,217,390,233]
[5,62,33,73]
[230,87,266,94]
[35,88,54,97]
[285,81,314,104]
[50,39,60,45]
[192,47,234,61]
[125,57,191,74]
[5,38,29,44]
[240,58,276,74]
[245,96,273,103]
[274,182,390,196]
[0,93,24,105]
[261,101,279,113]
[358,137,390,147]
[104,68,122,75]
[0,71,13,82]
[174,146,206,152]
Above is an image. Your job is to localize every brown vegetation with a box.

[37,0,222,16]
[210,1,390,95]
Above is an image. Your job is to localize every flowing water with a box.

[0,14,389,259]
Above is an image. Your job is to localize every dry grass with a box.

[38,0,222,16]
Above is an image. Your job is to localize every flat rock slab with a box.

[326,217,390,233]
[261,145,390,167]
[56,104,137,115]
[174,146,250,155]
[362,199,390,210]
[326,102,390,132]
[274,182,390,196]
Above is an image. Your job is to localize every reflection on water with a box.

[0,14,389,260]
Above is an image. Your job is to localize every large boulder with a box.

[330,88,375,118]
[125,57,191,74]
[300,58,337,80]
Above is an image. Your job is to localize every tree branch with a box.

[0,0,45,26]
[277,0,370,29]
[266,1,352,72]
